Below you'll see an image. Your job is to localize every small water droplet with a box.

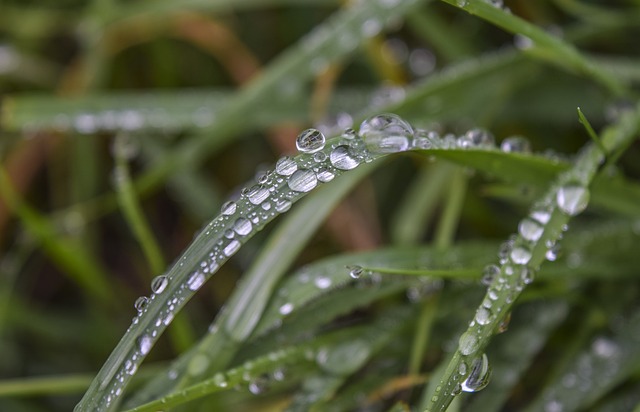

[288,169,318,192]
[359,113,413,153]
[314,276,332,289]
[213,373,227,387]
[459,128,495,148]
[279,302,294,315]
[546,243,561,261]
[347,265,363,279]
[556,184,589,216]
[275,199,292,213]
[134,296,149,312]
[246,184,270,205]
[313,152,327,162]
[233,217,253,236]
[510,245,532,265]
[151,275,169,294]
[459,331,479,356]
[519,218,544,242]
[137,335,152,355]
[461,353,491,392]
[531,209,551,224]
[248,376,269,395]
[316,167,335,182]
[342,128,357,139]
[500,136,531,153]
[223,240,241,257]
[520,267,534,284]
[515,34,534,50]
[221,201,237,215]
[481,264,500,285]
[475,307,493,325]
[187,272,205,291]
[275,156,298,176]
[296,128,326,154]
[329,145,360,170]
[272,368,286,381]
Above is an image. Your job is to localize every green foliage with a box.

[1,1,640,412]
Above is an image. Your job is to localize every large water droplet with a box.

[288,169,318,192]
[275,199,292,213]
[275,156,297,176]
[329,145,360,170]
[246,184,270,205]
[556,184,589,216]
[519,218,543,242]
[461,353,491,392]
[316,167,335,182]
[359,113,413,153]
[134,296,149,312]
[475,307,493,325]
[296,128,326,154]
[510,245,532,265]
[223,240,241,256]
[459,331,479,356]
[151,275,168,294]
[233,217,253,236]
[347,265,363,279]
[481,264,500,285]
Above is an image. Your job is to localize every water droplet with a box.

[347,265,363,279]
[546,243,560,261]
[459,128,495,148]
[458,362,468,375]
[515,34,534,50]
[556,184,589,216]
[501,136,531,153]
[531,209,551,224]
[314,276,332,289]
[187,272,205,291]
[279,302,294,315]
[317,340,371,375]
[316,167,335,182]
[329,145,360,170]
[233,217,253,236]
[313,152,327,162]
[358,113,413,153]
[275,199,292,213]
[221,201,237,215]
[137,335,152,355]
[510,245,532,265]
[458,331,479,356]
[296,128,325,154]
[223,240,241,257]
[481,264,500,285]
[361,18,382,38]
[246,184,270,205]
[134,296,149,312]
[151,275,169,294]
[213,373,227,387]
[248,376,269,395]
[520,267,534,284]
[272,368,286,381]
[288,169,318,192]
[275,156,298,176]
[461,353,491,392]
[342,128,357,139]
[519,218,544,242]
[475,307,493,325]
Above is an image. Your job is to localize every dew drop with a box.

[137,335,152,355]
[481,264,500,285]
[314,276,332,289]
[531,209,551,224]
[358,113,413,153]
[519,218,544,242]
[520,267,534,285]
[546,243,561,261]
[223,240,241,257]
[317,340,371,375]
[459,331,479,356]
[134,296,149,312]
[233,217,253,236]
[221,201,237,215]
[296,128,326,154]
[461,353,491,392]
[187,272,206,291]
[313,152,327,163]
[287,169,318,192]
[316,167,335,182]
[246,184,270,205]
[329,145,360,170]
[213,373,227,387]
[347,265,363,279]
[500,136,531,153]
[342,128,357,139]
[510,245,532,265]
[275,199,292,213]
[475,307,493,325]
[556,184,589,216]
[248,377,268,395]
[151,275,169,294]
[275,156,297,176]
[279,302,294,315]
[459,128,495,148]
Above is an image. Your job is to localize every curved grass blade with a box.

[424,102,640,412]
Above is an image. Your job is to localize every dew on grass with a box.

[288,169,318,192]
[557,184,589,216]
[151,275,169,294]
[134,297,149,313]
[223,240,241,256]
[347,265,364,279]
[501,136,531,153]
[276,156,298,176]
[519,218,544,242]
[296,128,325,154]
[233,217,253,236]
[459,331,479,356]
[221,201,237,216]
[330,145,360,170]
[359,113,413,153]
[458,128,495,148]
[475,307,493,325]
[137,335,152,355]
[314,276,332,289]
[279,302,294,315]
[461,353,491,392]
[481,264,500,285]
[510,245,532,265]
[275,199,292,213]
[316,167,335,182]
[246,184,270,205]
[187,272,205,291]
